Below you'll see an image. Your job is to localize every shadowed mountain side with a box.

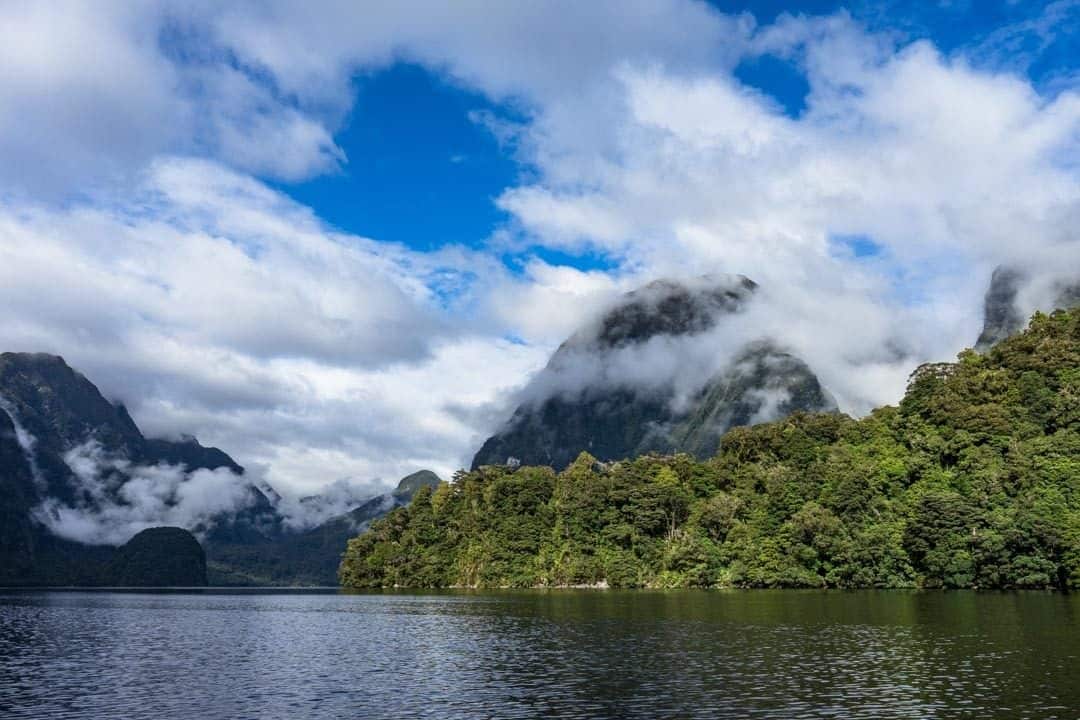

[0,351,442,586]
[208,471,441,586]
[976,267,1080,352]
[668,342,836,459]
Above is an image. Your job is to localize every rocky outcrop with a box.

[975,267,1080,352]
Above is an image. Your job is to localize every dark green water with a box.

[1,590,1078,719]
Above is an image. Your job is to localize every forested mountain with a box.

[341,308,1080,590]
[103,527,207,586]
[473,276,834,470]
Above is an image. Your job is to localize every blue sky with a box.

[3,1,1080,495]
[278,63,522,251]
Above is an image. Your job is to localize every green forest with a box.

[339,308,1080,590]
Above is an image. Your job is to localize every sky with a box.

[2,0,1080,500]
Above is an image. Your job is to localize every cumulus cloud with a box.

[495,15,1080,413]
[0,0,742,198]
[0,157,552,493]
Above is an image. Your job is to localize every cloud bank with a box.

[1,2,1079,498]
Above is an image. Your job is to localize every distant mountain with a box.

[207,470,440,586]
[976,266,1080,352]
[0,351,436,586]
[472,276,834,470]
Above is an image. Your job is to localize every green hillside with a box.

[340,309,1080,590]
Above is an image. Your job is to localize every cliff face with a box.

[975,267,1080,352]
[0,352,245,488]
[472,276,834,470]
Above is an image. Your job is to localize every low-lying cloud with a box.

[32,438,397,545]
[35,440,258,546]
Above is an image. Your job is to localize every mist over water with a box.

[1,590,1077,720]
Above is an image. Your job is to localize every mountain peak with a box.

[568,274,757,352]
[472,275,831,470]
[975,266,1080,352]
[393,469,441,499]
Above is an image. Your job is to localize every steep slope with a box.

[0,353,273,584]
[0,407,41,583]
[0,352,440,586]
[976,266,1080,352]
[472,276,834,470]
[0,352,248,483]
[668,341,837,458]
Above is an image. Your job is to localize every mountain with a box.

[472,276,835,470]
[207,470,440,586]
[103,527,207,586]
[0,351,434,586]
[976,266,1080,352]
[394,469,441,499]
[342,307,1080,591]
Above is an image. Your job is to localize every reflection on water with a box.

[0,590,1077,719]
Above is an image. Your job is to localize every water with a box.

[1,590,1078,719]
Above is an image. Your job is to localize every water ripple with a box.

[0,590,1077,719]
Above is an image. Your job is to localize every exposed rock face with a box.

[668,341,837,459]
[0,352,245,483]
[104,527,207,587]
[0,407,39,584]
[975,267,1080,352]
[975,267,1029,353]
[472,276,834,470]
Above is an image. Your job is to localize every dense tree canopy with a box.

[340,309,1080,590]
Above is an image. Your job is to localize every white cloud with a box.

[0,157,549,494]
[1,2,1080,508]
[493,16,1080,412]
[36,440,256,546]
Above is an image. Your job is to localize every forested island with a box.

[340,308,1080,590]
